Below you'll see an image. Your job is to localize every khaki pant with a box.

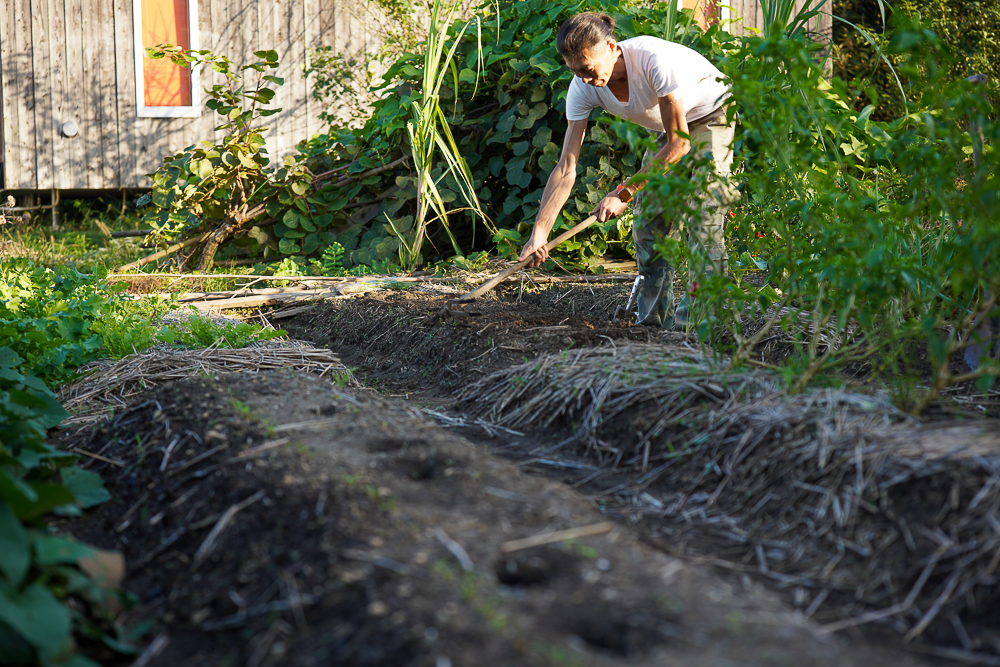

[632,109,736,329]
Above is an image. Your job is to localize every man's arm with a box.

[591,93,691,223]
[518,118,588,268]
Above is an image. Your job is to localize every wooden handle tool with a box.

[448,214,599,305]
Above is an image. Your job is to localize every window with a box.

[133,0,200,118]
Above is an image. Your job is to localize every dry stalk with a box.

[57,340,351,426]
[913,292,1000,413]
[456,344,1000,650]
[191,490,267,571]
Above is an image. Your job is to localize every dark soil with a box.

[279,283,686,397]
[68,376,420,666]
[63,370,927,667]
[281,282,999,416]
[58,279,1000,666]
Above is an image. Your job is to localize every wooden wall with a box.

[725,0,833,44]
[0,0,376,190]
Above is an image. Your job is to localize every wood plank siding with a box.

[725,0,833,45]
[0,0,374,190]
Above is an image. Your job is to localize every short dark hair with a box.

[556,12,616,61]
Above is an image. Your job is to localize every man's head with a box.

[557,12,619,87]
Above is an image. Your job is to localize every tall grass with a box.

[757,0,829,39]
[403,0,493,269]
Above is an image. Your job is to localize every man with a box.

[518,12,734,330]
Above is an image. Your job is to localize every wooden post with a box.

[50,188,60,229]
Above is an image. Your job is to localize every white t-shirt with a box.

[564,36,729,131]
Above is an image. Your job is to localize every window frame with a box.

[716,0,731,26]
[133,0,201,118]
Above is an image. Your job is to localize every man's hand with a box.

[592,193,629,222]
[518,229,550,268]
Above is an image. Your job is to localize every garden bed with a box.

[55,277,1000,665]
[61,371,922,666]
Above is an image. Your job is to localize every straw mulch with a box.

[58,340,350,427]
[456,344,1000,657]
[740,304,856,357]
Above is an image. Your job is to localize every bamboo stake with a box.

[108,272,335,281]
[109,270,637,284]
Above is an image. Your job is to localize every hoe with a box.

[448,214,599,306]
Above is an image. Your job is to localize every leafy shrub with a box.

[655,21,999,411]
[0,348,128,666]
[138,0,722,272]
[137,48,287,271]
[834,0,1000,119]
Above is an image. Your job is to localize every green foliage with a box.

[0,259,283,381]
[153,312,286,349]
[0,259,289,664]
[95,297,286,356]
[90,293,173,359]
[138,0,715,272]
[0,193,162,277]
[61,195,146,233]
[0,228,147,281]
[137,47,288,271]
[835,0,1000,119]
[0,348,69,446]
[305,242,383,276]
[0,348,128,665]
[305,0,426,128]
[658,23,999,410]
[286,0,717,272]
[0,261,107,386]
[757,0,830,39]
[402,0,492,269]
[312,242,348,276]
[306,47,382,130]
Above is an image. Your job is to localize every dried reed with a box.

[58,340,350,427]
[457,344,1000,652]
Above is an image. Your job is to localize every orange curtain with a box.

[142,0,192,107]
[680,0,712,30]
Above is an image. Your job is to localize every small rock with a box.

[190,607,212,624]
